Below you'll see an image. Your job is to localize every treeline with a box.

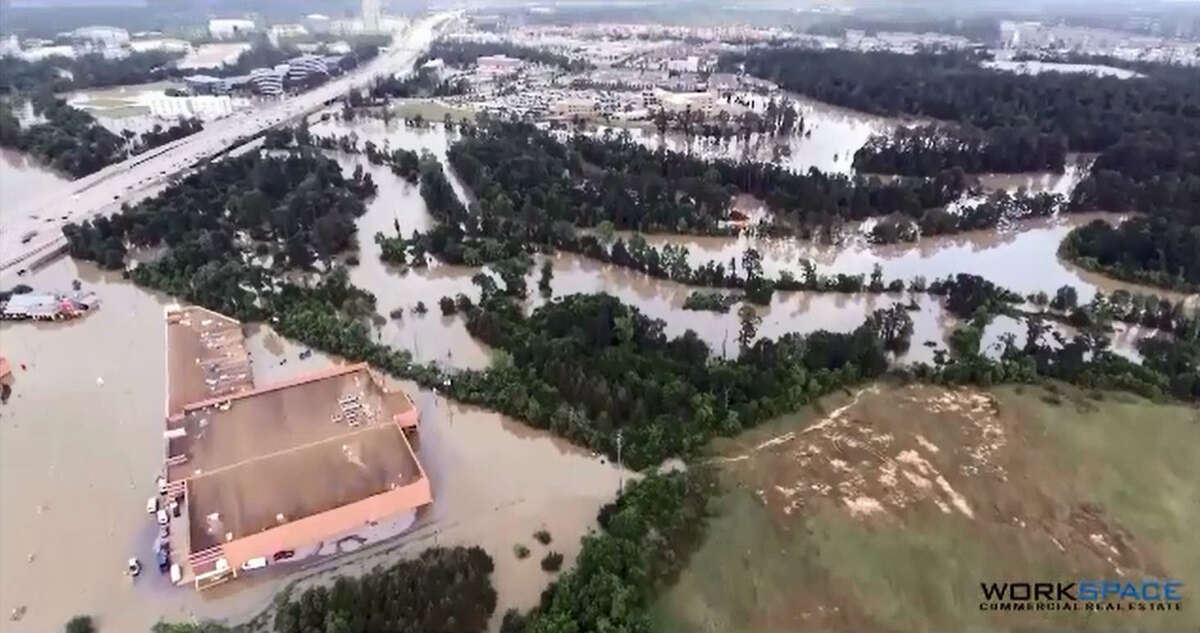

[130,118,203,155]
[0,95,126,178]
[421,39,590,72]
[503,470,712,633]
[853,124,1068,176]
[0,50,181,93]
[271,127,423,184]
[726,46,1200,289]
[153,547,497,633]
[274,547,496,633]
[646,97,803,139]
[723,48,1200,153]
[1059,217,1200,291]
[869,190,1064,244]
[450,292,892,466]
[369,67,469,100]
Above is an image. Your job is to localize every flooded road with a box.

[0,149,74,250]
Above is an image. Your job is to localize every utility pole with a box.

[617,430,623,495]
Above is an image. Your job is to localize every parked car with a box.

[241,557,268,571]
[272,549,295,562]
[156,547,170,572]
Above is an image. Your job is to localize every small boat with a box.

[127,557,142,577]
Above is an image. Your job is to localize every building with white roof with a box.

[69,26,130,47]
[209,19,257,40]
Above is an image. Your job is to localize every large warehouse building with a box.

[160,306,431,589]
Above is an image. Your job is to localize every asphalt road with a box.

[1,11,456,275]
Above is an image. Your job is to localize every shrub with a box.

[532,529,551,545]
[540,551,563,572]
[513,544,530,559]
[65,616,96,633]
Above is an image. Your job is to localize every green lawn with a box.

[653,383,1200,632]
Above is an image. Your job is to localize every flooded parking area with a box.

[0,256,626,632]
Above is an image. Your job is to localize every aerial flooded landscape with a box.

[1,0,1198,632]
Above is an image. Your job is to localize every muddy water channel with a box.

[0,255,626,633]
[319,119,1171,366]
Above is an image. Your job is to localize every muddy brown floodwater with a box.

[0,256,628,633]
[2,111,1190,632]
[584,92,908,175]
[0,149,74,248]
[316,118,1175,365]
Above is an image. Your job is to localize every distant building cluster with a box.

[183,53,342,97]
[999,20,1200,66]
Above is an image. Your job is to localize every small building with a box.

[666,55,700,74]
[131,38,193,54]
[657,90,720,116]
[477,54,522,75]
[69,26,130,47]
[209,18,257,40]
[184,74,231,95]
[305,14,332,34]
[269,24,309,42]
[551,97,596,118]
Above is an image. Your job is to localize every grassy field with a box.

[653,382,1200,632]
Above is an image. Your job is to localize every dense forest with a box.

[273,547,496,633]
[420,39,590,72]
[0,50,181,93]
[725,47,1200,290]
[151,547,497,633]
[375,118,966,302]
[723,48,1200,153]
[130,117,204,155]
[1059,217,1200,291]
[0,94,127,178]
[62,149,374,299]
[853,124,1068,176]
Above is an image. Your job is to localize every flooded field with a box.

[582,93,905,175]
[982,59,1143,79]
[625,213,1180,303]
[315,119,1170,365]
